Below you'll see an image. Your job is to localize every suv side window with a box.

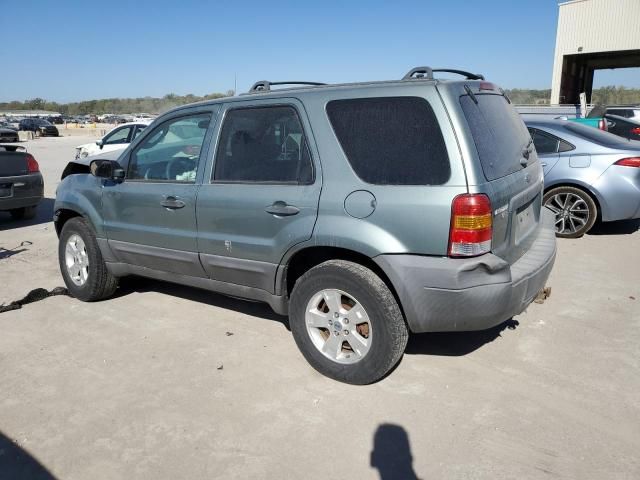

[103,126,132,145]
[127,113,211,182]
[213,105,313,184]
[326,97,450,185]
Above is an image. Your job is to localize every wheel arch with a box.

[544,181,603,221]
[54,208,99,237]
[280,246,406,319]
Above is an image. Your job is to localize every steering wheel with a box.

[165,156,197,180]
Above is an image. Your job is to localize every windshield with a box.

[34,119,52,126]
[563,122,630,147]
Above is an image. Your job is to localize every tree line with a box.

[1,86,638,114]
[0,91,234,115]
[505,86,640,105]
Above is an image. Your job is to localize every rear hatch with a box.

[452,83,544,265]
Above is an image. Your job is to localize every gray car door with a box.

[196,99,321,293]
[102,108,217,276]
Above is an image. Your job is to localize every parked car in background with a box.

[0,121,19,142]
[0,144,43,219]
[74,122,149,159]
[525,117,640,238]
[604,114,640,141]
[598,105,640,122]
[47,116,64,125]
[55,68,556,384]
[18,118,59,136]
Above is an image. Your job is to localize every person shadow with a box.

[371,423,419,480]
[0,430,56,479]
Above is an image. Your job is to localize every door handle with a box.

[541,162,547,167]
[161,196,186,209]
[265,201,300,216]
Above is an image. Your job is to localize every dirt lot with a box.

[1,136,639,479]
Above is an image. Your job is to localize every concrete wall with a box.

[550,0,640,103]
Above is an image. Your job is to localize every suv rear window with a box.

[460,93,531,181]
[326,97,450,185]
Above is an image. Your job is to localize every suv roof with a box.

[169,66,487,112]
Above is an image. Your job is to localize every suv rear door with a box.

[447,84,544,264]
[196,98,321,293]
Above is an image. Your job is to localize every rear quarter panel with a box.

[297,83,468,257]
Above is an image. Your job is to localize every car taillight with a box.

[631,127,640,135]
[598,119,608,131]
[26,153,39,173]
[448,194,492,257]
[615,157,640,168]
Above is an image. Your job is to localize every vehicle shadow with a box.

[0,430,57,479]
[405,319,519,356]
[371,423,419,480]
[0,197,54,231]
[588,218,640,235]
[115,276,291,330]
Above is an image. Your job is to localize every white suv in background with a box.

[75,122,149,159]
[605,106,640,121]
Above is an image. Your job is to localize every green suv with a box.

[55,67,556,384]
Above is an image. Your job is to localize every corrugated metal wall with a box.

[550,0,640,103]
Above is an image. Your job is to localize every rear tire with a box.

[10,206,37,220]
[289,260,408,385]
[543,186,597,238]
[58,217,118,301]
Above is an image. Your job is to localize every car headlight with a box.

[81,151,88,158]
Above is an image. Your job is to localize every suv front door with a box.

[196,99,321,293]
[102,109,217,276]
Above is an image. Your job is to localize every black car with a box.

[18,118,59,137]
[0,145,43,219]
[47,116,64,125]
[0,124,19,142]
[604,114,640,141]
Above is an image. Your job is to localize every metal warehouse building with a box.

[550,0,640,104]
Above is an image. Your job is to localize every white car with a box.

[75,122,149,159]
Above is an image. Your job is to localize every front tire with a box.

[58,217,118,301]
[289,260,408,385]
[543,186,597,238]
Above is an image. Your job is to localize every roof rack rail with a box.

[247,80,327,93]
[402,67,485,81]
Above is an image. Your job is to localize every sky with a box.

[1,0,638,102]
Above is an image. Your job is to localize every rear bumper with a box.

[594,165,640,221]
[0,195,42,211]
[375,208,557,333]
[0,173,44,211]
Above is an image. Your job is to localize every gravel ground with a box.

[1,136,639,479]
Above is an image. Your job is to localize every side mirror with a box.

[90,159,125,182]
[96,139,104,149]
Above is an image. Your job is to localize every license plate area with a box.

[515,199,537,244]
[0,183,13,198]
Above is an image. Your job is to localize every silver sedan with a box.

[524,117,640,238]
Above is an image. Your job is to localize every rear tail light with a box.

[448,194,492,257]
[615,157,640,168]
[598,119,608,131]
[631,127,640,135]
[26,153,40,173]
